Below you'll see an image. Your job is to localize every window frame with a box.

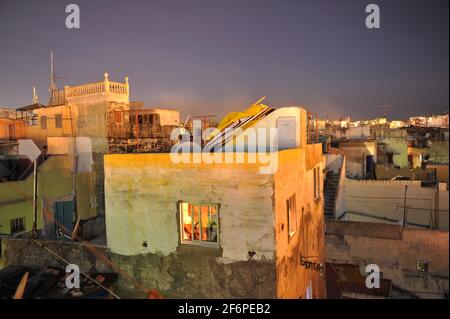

[179,201,220,247]
[41,115,47,129]
[10,217,25,234]
[313,166,321,201]
[114,111,123,124]
[287,194,297,239]
[55,114,63,128]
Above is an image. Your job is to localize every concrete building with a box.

[0,115,25,141]
[326,220,449,299]
[21,73,130,215]
[344,179,448,231]
[104,106,327,298]
[337,140,377,179]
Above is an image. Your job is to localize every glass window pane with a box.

[193,205,200,240]
[202,206,218,242]
[181,202,192,241]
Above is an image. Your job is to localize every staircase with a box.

[324,171,339,219]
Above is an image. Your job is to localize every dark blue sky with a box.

[0,0,448,119]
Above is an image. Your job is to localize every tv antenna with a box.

[48,51,66,105]
[32,86,39,104]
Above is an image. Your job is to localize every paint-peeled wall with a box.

[274,146,326,299]
[104,153,276,261]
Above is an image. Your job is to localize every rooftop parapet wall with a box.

[50,73,129,106]
[344,179,449,231]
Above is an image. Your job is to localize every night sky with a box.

[0,0,448,120]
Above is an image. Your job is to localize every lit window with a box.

[180,202,219,245]
[287,194,297,238]
[416,261,429,273]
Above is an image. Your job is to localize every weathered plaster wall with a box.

[104,153,276,261]
[345,127,371,139]
[0,237,112,273]
[0,118,25,140]
[148,109,180,126]
[0,156,96,235]
[428,164,449,184]
[380,137,409,168]
[111,251,276,298]
[375,166,436,180]
[274,146,326,299]
[339,141,377,178]
[104,153,278,298]
[325,154,343,174]
[428,141,449,164]
[25,105,73,150]
[326,220,449,299]
[344,179,449,231]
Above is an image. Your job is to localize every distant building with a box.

[409,114,449,128]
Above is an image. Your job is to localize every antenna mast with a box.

[49,51,58,92]
[32,86,39,104]
[47,51,65,106]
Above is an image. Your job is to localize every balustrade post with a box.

[104,72,110,98]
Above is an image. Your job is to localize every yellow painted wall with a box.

[104,146,326,298]
[104,153,276,259]
[0,118,25,140]
[274,145,326,299]
[24,105,73,150]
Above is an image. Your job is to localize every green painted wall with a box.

[382,137,409,168]
[0,155,96,235]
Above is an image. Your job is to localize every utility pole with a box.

[434,180,440,230]
[32,160,38,238]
